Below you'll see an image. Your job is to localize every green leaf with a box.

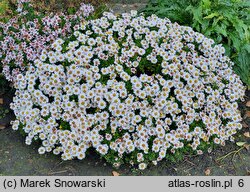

[229,32,242,52]
[204,12,219,19]
[213,25,227,37]
[201,19,210,32]
[236,142,246,147]
[243,44,250,53]
[202,0,211,9]
[190,5,203,24]
[216,35,222,43]
[212,15,224,27]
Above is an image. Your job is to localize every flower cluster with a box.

[16,0,32,13]
[75,2,95,19]
[0,0,94,82]
[10,11,245,169]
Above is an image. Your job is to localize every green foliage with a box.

[0,107,9,119]
[0,0,8,15]
[88,4,110,20]
[60,120,71,130]
[0,0,13,22]
[141,0,198,24]
[141,0,250,88]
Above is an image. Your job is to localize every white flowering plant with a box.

[0,0,94,82]
[10,10,246,170]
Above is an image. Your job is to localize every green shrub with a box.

[141,0,250,88]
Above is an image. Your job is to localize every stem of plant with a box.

[216,146,245,162]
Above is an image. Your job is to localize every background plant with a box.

[0,0,109,85]
[4,0,109,14]
[0,0,104,119]
[141,0,250,88]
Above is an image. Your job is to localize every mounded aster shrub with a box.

[10,11,245,170]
